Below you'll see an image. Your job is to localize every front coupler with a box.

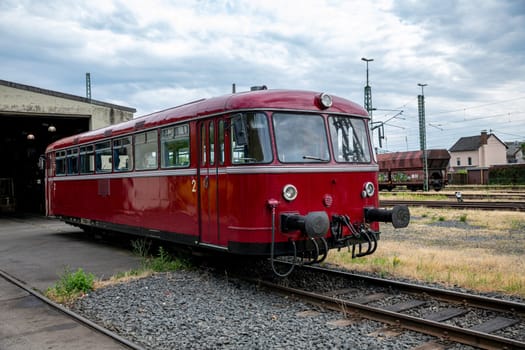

[364,205,410,228]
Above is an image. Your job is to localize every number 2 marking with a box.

[191,179,197,193]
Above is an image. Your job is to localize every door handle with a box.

[204,176,209,189]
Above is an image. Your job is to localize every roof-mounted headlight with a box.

[318,93,333,109]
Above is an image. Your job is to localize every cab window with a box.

[231,113,272,164]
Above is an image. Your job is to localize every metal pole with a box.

[418,83,428,192]
[86,73,91,101]
[362,57,374,146]
[361,57,374,116]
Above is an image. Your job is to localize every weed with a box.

[46,267,95,304]
[132,238,152,258]
[143,246,191,272]
[392,256,401,268]
[459,214,468,223]
[504,277,523,294]
[438,216,445,222]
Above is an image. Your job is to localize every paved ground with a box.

[0,214,143,349]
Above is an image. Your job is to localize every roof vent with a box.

[250,85,268,91]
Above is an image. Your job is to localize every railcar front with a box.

[218,92,409,275]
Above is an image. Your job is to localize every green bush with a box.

[47,267,95,304]
[489,164,525,185]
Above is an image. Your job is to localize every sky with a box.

[1,0,524,152]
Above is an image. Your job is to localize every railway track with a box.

[384,191,525,201]
[254,264,525,349]
[380,199,525,211]
[0,269,145,350]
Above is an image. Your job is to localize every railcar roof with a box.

[47,89,368,151]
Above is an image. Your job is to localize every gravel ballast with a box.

[73,269,440,349]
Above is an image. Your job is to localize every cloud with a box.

[0,0,524,150]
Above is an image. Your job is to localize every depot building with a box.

[0,79,136,213]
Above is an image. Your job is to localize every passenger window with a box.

[66,148,79,175]
[113,137,132,171]
[55,151,66,175]
[80,145,95,174]
[95,141,112,173]
[161,124,190,168]
[135,131,158,170]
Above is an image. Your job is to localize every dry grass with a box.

[94,269,153,289]
[326,207,525,297]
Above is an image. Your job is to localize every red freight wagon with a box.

[377,149,450,191]
[46,89,409,275]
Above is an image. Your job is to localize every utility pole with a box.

[362,57,374,148]
[361,57,374,116]
[418,83,428,192]
[86,73,92,101]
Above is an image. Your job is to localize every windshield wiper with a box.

[303,155,328,161]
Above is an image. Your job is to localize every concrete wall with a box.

[0,82,135,130]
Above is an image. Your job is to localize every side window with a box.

[135,130,158,170]
[200,124,207,166]
[219,120,225,165]
[113,137,133,171]
[161,124,190,168]
[55,151,66,176]
[80,145,95,174]
[95,141,112,173]
[66,148,79,175]
[209,122,215,165]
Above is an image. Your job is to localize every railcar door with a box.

[198,120,221,246]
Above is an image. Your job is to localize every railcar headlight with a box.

[318,93,333,109]
[362,182,375,198]
[282,184,298,201]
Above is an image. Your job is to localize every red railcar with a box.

[45,89,408,274]
[377,149,450,191]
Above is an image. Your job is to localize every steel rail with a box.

[380,199,525,211]
[0,269,145,350]
[247,262,525,349]
[384,192,525,201]
[304,265,525,316]
[255,278,525,350]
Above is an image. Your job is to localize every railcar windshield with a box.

[329,116,371,163]
[273,113,330,163]
[231,112,272,164]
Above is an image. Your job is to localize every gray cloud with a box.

[0,0,523,151]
